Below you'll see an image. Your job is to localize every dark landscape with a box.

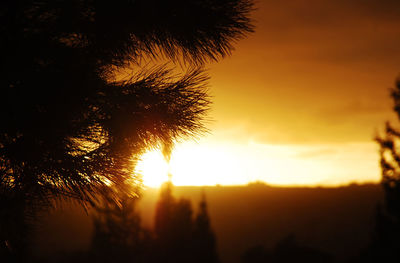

[34,183,383,263]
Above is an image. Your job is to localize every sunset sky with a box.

[138,0,400,187]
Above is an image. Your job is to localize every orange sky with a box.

[138,0,400,187]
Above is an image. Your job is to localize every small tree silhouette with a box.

[359,79,400,262]
[192,193,220,263]
[375,81,400,222]
[89,189,152,263]
[154,183,220,263]
[154,182,193,263]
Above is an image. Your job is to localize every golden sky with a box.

[138,0,400,187]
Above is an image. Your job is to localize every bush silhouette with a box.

[241,235,333,263]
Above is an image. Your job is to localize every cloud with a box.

[208,0,400,145]
[249,0,400,65]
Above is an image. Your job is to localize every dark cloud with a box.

[259,0,400,28]
[250,0,400,64]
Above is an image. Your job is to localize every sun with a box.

[134,141,248,187]
[135,140,380,188]
[135,150,170,188]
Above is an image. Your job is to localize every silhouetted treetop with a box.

[375,80,400,219]
[1,2,253,257]
[367,78,400,262]
[193,193,220,263]
[2,0,254,70]
[0,0,254,206]
[154,182,219,263]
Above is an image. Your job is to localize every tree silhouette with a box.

[154,182,193,263]
[375,81,400,224]
[89,189,153,263]
[1,0,253,259]
[154,182,220,263]
[44,183,220,263]
[359,79,400,262]
[1,0,254,204]
[192,193,220,263]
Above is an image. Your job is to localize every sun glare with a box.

[135,140,380,188]
[135,150,170,188]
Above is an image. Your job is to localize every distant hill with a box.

[34,184,383,263]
